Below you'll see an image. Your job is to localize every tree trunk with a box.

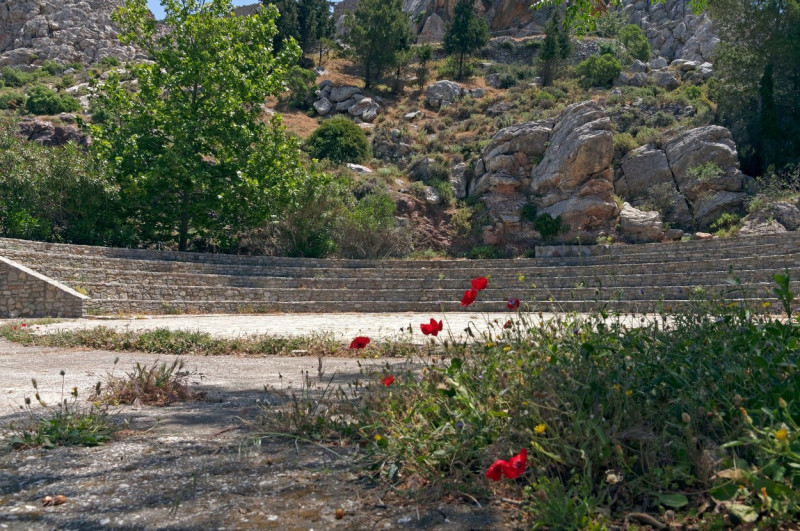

[458,52,464,80]
[178,188,190,252]
[364,62,371,89]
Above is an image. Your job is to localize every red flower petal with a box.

[460,289,477,306]
[421,318,441,336]
[506,297,520,310]
[471,277,488,291]
[502,449,528,479]
[504,319,513,329]
[382,375,395,386]
[485,460,505,481]
[349,336,370,349]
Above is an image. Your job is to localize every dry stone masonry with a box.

[0,256,87,318]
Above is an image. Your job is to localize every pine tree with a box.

[343,0,411,89]
[538,11,571,87]
[443,0,489,80]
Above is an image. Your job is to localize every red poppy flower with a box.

[485,461,505,481]
[349,336,370,349]
[420,318,443,336]
[471,277,488,291]
[382,375,395,386]
[504,449,527,479]
[21,323,26,327]
[461,288,477,306]
[504,320,513,329]
[507,297,520,310]
[485,449,528,481]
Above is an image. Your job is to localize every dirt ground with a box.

[0,339,519,530]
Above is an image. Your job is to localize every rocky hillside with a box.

[0,0,136,67]
[334,0,717,62]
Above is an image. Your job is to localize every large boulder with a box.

[18,118,89,147]
[425,80,462,109]
[530,101,618,240]
[617,145,674,199]
[619,202,665,242]
[329,86,361,103]
[531,101,613,195]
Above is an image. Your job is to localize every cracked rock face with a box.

[0,0,136,66]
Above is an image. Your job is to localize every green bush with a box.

[1,66,34,88]
[613,132,638,154]
[336,191,410,258]
[575,54,621,88]
[634,126,662,147]
[25,85,81,115]
[618,24,650,62]
[647,110,676,127]
[284,65,316,110]
[591,9,627,38]
[306,117,371,164]
[40,60,65,76]
[0,90,26,110]
[438,56,475,80]
[98,56,121,68]
[0,121,125,245]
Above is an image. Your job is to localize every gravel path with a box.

[0,338,517,530]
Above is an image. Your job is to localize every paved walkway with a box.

[21,311,657,342]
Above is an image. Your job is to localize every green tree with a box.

[443,0,489,80]
[343,0,411,89]
[270,0,300,53]
[298,0,334,66]
[708,0,800,173]
[91,0,316,252]
[415,43,433,89]
[618,24,650,62]
[538,11,572,86]
[306,116,370,163]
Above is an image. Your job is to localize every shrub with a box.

[98,56,121,68]
[575,54,621,88]
[0,90,26,110]
[335,191,410,258]
[284,65,316,110]
[438,56,475,80]
[25,84,81,115]
[306,116,371,163]
[40,59,65,76]
[591,9,627,38]
[613,132,637,154]
[634,126,662,147]
[686,161,724,182]
[1,66,34,87]
[618,24,650,62]
[647,110,676,127]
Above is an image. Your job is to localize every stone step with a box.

[1,233,799,270]
[73,280,791,305]
[33,262,792,290]
[84,295,784,316]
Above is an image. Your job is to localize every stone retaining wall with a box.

[0,257,88,318]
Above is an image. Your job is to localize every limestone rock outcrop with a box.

[470,101,620,245]
[615,126,748,229]
[18,118,89,147]
[0,0,136,66]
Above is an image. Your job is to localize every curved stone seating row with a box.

[0,234,797,316]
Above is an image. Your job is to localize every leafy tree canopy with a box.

[90,0,324,251]
[443,0,489,80]
[343,0,411,89]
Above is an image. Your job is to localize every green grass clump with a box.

[7,373,115,449]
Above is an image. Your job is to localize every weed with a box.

[6,373,115,448]
[94,358,201,406]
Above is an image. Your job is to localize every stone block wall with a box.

[0,256,88,318]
